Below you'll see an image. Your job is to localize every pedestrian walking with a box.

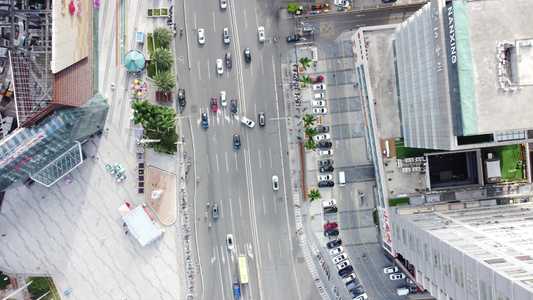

[40,196,45,200]
[125,231,128,235]
[333,74,335,77]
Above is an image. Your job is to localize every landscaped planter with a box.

[148,9,152,17]
[153,8,161,16]
[161,8,168,16]
[299,82,307,89]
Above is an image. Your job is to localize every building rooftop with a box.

[398,202,533,289]
[468,0,533,133]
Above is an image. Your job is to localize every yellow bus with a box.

[238,255,249,284]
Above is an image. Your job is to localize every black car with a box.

[316,126,329,133]
[317,159,333,167]
[258,112,265,126]
[324,229,339,237]
[326,238,342,249]
[324,206,338,214]
[178,89,186,108]
[234,134,241,149]
[338,265,354,277]
[382,0,397,2]
[349,286,364,298]
[231,99,238,114]
[286,35,301,42]
[202,113,209,128]
[225,52,232,68]
[318,180,335,188]
[243,48,251,62]
[320,166,334,173]
[212,204,219,219]
[317,142,332,149]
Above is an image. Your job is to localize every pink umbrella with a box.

[130,84,134,88]
[141,87,147,92]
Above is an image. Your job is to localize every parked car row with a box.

[326,238,367,299]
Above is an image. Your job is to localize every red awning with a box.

[394,258,425,292]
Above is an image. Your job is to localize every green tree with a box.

[287,3,298,13]
[299,57,311,70]
[154,71,176,93]
[152,48,174,72]
[153,27,173,49]
[308,189,321,202]
[27,277,50,298]
[132,100,176,134]
[299,75,313,84]
[305,139,317,150]
[305,127,317,138]
[302,114,316,128]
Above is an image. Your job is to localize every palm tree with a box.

[305,127,317,138]
[304,139,317,150]
[308,189,321,202]
[302,114,316,128]
[299,75,313,84]
[153,27,173,49]
[132,100,176,133]
[299,57,311,71]
[154,71,176,93]
[152,48,174,72]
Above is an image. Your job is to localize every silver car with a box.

[223,28,230,44]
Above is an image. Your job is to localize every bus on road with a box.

[238,255,249,284]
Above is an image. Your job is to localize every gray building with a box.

[395,0,533,151]
[391,201,533,300]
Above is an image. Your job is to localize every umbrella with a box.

[124,50,146,73]
[118,203,131,216]
[130,84,134,88]
[138,92,142,96]
[134,79,139,84]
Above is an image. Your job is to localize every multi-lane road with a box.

[174,1,423,299]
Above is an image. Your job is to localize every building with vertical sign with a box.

[395,0,533,151]
[0,0,108,191]
[351,0,533,298]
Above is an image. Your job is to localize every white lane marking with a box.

[269,148,272,168]
[216,153,220,173]
[212,12,216,32]
[278,242,283,259]
[244,9,248,29]
[258,149,261,169]
[225,152,229,172]
[273,194,277,214]
[197,60,201,81]
[267,241,272,261]
[207,60,211,80]
[261,54,264,75]
[262,195,266,215]
[235,152,238,171]
[255,7,258,28]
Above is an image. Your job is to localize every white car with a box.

[390,273,406,280]
[314,93,325,99]
[334,0,350,8]
[342,272,357,284]
[220,91,227,106]
[318,174,333,182]
[329,246,344,256]
[314,133,331,142]
[383,266,399,274]
[258,26,265,42]
[226,234,234,250]
[312,84,327,91]
[220,0,227,9]
[313,107,328,114]
[319,149,333,156]
[216,59,223,75]
[354,294,368,300]
[336,260,351,270]
[241,116,255,128]
[198,28,205,44]
[223,27,230,44]
[312,100,326,107]
[332,253,348,264]
[322,199,337,207]
[272,175,279,190]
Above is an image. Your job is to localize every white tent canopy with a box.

[122,205,164,247]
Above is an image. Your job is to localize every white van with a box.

[338,171,345,186]
[396,287,409,296]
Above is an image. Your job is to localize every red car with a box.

[211,97,218,112]
[324,222,338,230]
[311,76,324,83]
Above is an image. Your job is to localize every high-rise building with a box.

[395,0,533,151]
[0,1,108,191]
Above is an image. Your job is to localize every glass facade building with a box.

[0,94,108,191]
